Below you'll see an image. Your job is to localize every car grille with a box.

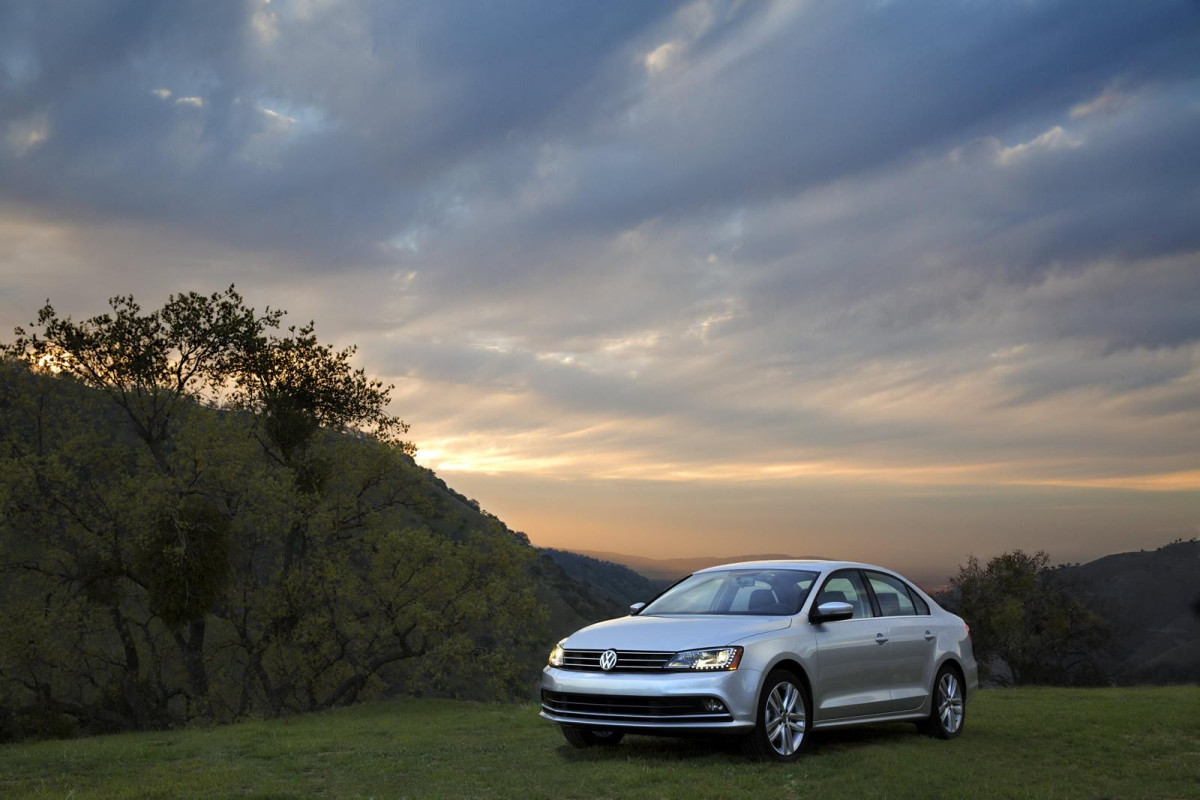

[541,691,732,723]
[559,649,674,671]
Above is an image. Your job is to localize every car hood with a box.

[563,614,792,652]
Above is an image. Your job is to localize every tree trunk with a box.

[110,605,148,727]
[174,619,211,716]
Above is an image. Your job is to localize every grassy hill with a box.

[0,687,1196,799]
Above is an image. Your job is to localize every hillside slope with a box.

[397,472,627,636]
[0,362,624,641]
[539,548,658,610]
[0,361,620,739]
[1054,540,1200,682]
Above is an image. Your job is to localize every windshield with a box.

[640,568,819,616]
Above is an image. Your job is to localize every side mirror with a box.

[629,602,646,615]
[810,601,854,624]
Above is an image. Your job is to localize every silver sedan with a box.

[540,559,978,760]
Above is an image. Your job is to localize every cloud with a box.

[644,40,685,74]
[0,0,679,262]
[994,125,1084,164]
[3,112,49,156]
[1070,84,1130,118]
[250,1,279,45]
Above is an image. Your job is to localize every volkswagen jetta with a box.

[540,559,977,760]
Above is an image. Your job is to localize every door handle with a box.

[875,633,889,645]
[924,631,935,642]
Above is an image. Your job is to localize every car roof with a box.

[693,559,886,574]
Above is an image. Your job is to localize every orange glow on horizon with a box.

[417,439,1200,494]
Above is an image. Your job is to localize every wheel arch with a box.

[758,657,813,710]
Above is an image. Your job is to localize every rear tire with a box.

[560,726,625,748]
[919,664,965,739]
[742,669,812,762]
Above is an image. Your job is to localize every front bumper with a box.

[539,666,759,731]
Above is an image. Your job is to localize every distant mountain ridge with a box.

[572,549,828,583]
[538,549,826,610]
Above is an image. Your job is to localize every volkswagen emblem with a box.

[599,649,618,671]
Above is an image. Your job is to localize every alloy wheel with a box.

[765,680,807,756]
[938,672,964,734]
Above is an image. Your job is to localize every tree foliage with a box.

[231,321,415,467]
[948,550,1110,685]
[3,287,280,472]
[0,289,545,741]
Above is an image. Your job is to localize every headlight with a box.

[548,639,566,667]
[665,646,743,671]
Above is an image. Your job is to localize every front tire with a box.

[920,664,965,739]
[560,726,625,748]
[742,669,811,761]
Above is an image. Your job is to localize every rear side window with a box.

[908,587,930,615]
[816,570,874,619]
[866,571,917,617]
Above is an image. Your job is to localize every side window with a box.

[866,571,917,617]
[908,586,930,616]
[815,570,874,619]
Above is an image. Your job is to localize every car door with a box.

[864,570,935,712]
[810,569,894,720]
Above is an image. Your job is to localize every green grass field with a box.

[1,686,1197,799]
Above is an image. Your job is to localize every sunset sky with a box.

[2,1,1198,583]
